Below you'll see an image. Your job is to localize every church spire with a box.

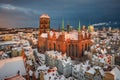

[88,25,90,32]
[88,25,91,32]
[62,19,64,31]
[78,20,81,32]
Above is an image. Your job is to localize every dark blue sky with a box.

[0,0,120,28]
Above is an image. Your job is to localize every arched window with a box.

[54,43,56,51]
[49,44,51,50]
[58,45,60,52]
[82,45,84,56]
[72,44,74,56]
[66,45,68,56]
[76,44,77,57]
[88,44,90,51]
[69,45,70,56]
[85,44,87,50]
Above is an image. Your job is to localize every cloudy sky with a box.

[0,0,120,28]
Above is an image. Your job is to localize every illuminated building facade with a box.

[38,14,92,59]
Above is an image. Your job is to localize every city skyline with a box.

[0,0,120,28]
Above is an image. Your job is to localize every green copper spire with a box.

[62,19,64,31]
[88,25,91,32]
[78,21,81,32]
[88,25,90,32]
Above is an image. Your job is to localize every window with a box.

[58,45,60,52]
[76,44,77,57]
[66,45,68,56]
[82,45,84,56]
[49,44,51,50]
[69,45,70,56]
[72,44,74,56]
[54,43,56,51]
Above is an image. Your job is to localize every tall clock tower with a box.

[39,14,50,34]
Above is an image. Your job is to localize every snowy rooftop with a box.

[86,66,104,75]
[23,46,33,56]
[86,67,96,74]
[5,75,25,80]
[110,67,120,80]
[37,65,49,71]
[0,34,14,37]
[42,67,65,80]
[0,57,26,79]
[40,30,89,41]
[0,41,19,46]
[40,14,50,18]
[72,60,90,73]
[46,50,66,60]
[72,60,105,76]
[40,33,48,38]
[60,57,72,67]
[12,47,22,51]
[92,54,112,64]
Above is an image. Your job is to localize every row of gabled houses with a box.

[44,50,120,80]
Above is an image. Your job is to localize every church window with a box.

[76,44,77,57]
[49,44,51,50]
[54,43,56,51]
[58,45,60,52]
[69,45,71,56]
[72,44,74,56]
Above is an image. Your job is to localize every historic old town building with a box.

[38,14,92,59]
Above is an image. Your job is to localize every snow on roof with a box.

[99,58,106,63]
[5,75,25,80]
[40,14,50,18]
[37,65,49,71]
[12,47,22,51]
[79,61,90,73]
[23,46,33,56]
[40,33,48,38]
[73,64,81,71]
[33,49,45,60]
[99,69,104,76]
[93,54,112,64]
[61,57,71,67]
[55,32,61,38]
[110,67,120,80]
[43,67,66,80]
[0,57,26,79]
[26,60,33,66]
[40,30,88,41]
[46,50,65,60]
[44,69,57,80]
[93,66,101,69]
[66,77,77,80]
[86,67,96,74]
[0,41,19,46]
[0,34,14,37]
[65,31,78,40]
[37,53,45,60]
[29,70,33,76]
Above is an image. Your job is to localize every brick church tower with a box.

[38,14,50,52]
[39,14,50,34]
[38,14,92,59]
